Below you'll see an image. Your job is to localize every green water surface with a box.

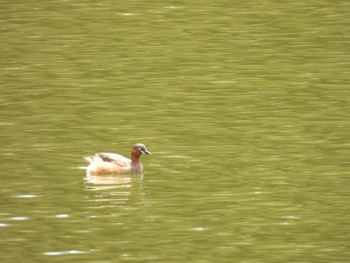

[0,0,349,262]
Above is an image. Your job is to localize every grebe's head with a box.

[134,143,151,155]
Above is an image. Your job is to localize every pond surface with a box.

[1,0,349,262]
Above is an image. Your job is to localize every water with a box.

[1,0,349,262]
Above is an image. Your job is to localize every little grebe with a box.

[85,143,151,175]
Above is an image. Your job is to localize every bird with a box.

[84,143,151,175]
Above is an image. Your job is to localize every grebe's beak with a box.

[141,149,152,155]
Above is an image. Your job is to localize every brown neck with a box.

[131,148,141,162]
